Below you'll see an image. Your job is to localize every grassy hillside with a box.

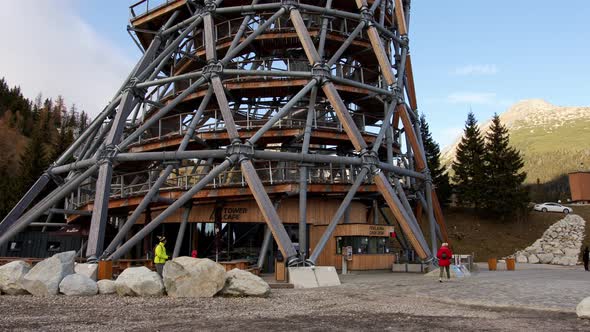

[442,100,590,185]
[511,119,590,183]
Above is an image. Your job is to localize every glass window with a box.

[336,236,392,255]
[8,241,22,252]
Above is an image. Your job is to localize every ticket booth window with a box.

[336,237,391,254]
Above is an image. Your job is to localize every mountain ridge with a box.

[441,99,590,184]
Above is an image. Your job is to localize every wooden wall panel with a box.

[135,198,369,225]
[309,224,395,270]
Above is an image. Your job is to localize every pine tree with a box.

[482,114,528,218]
[452,112,486,209]
[19,130,49,191]
[419,114,452,206]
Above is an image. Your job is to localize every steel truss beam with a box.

[2,0,448,266]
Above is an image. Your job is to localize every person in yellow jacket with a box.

[154,236,169,277]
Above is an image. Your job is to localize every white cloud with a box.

[0,1,135,116]
[453,64,498,76]
[447,92,497,104]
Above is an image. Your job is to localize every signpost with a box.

[342,246,353,274]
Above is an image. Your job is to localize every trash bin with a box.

[506,258,516,271]
[487,258,497,271]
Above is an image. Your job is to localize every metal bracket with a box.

[391,85,404,104]
[399,35,410,48]
[226,141,255,163]
[360,7,374,27]
[281,0,299,11]
[360,149,381,175]
[202,61,224,81]
[124,77,148,100]
[311,63,331,86]
[204,0,217,12]
[422,168,433,184]
[98,145,119,165]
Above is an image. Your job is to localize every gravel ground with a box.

[1,268,589,331]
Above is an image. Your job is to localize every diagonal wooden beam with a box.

[290,9,321,64]
[394,0,408,35]
[374,172,430,259]
[241,160,298,260]
[405,54,418,110]
[354,1,396,86]
[321,83,367,151]
[398,105,426,171]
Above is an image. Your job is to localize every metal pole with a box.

[173,205,193,258]
[0,165,98,248]
[298,87,318,261]
[257,225,272,270]
[108,156,237,260]
[309,167,369,264]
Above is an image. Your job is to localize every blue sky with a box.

[1,1,589,148]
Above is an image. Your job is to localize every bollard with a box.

[488,258,497,271]
[506,258,516,271]
[97,260,113,280]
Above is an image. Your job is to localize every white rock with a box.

[22,251,76,296]
[221,268,270,297]
[115,266,164,297]
[59,274,97,296]
[74,263,98,281]
[537,253,554,264]
[516,255,528,264]
[528,254,540,264]
[163,257,226,298]
[564,248,580,257]
[0,261,31,295]
[563,257,578,266]
[97,280,116,294]
[552,249,564,255]
[577,297,590,319]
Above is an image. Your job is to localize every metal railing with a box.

[130,108,381,144]
[222,58,381,87]
[70,161,371,208]
[186,13,368,59]
[130,0,180,19]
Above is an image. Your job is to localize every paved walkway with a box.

[340,263,590,312]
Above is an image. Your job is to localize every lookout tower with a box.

[0,0,448,270]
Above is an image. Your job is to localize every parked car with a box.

[533,202,573,214]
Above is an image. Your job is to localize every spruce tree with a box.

[419,114,452,206]
[452,112,486,209]
[482,114,528,217]
[19,130,48,191]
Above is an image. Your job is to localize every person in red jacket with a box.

[436,243,453,282]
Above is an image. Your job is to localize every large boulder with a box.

[564,248,580,257]
[97,280,116,295]
[221,268,270,297]
[115,266,164,296]
[22,251,76,296]
[74,263,98,281]
[163,257,226,298]
[59,274,97,296]
[515,254,528,264]
[536,253,554,264]
[577,297,590,319]
[528,254,540,264]
[0,261,31,295]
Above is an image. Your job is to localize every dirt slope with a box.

[445,205,590,261]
